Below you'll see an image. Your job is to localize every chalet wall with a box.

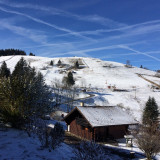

[108,125,128,139]
[65,108,130,141]
[69,121,128,141]
[94,127,108,142]
[70,119,92,140]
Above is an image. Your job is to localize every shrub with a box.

[73,141,108,160]
[50,122,64,150]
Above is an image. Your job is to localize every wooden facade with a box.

[64,107,137,142]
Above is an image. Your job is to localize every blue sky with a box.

[0,0,160,70]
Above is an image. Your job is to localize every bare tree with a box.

[125,60,132,68]
[126,60,130,66]
[52,78,64,108]
[64,86,77,112]
[134,123,160,160]
[50,122,64,150]
[80,78,86,88]
[133,97,160,160]
[52,78,77,112]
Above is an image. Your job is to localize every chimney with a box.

[80,102,84,107]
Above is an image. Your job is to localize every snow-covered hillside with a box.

[1,55,160,121]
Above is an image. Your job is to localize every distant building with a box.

[64,106,138,142]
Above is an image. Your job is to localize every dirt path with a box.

[137,73,160,89]
[62,92,95,105]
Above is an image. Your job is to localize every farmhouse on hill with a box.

[64,106,138,142]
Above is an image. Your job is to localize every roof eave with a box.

[63,107,93,128]
[92,122,139,128]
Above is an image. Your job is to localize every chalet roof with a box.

[73,106,138,127]
[77,106,138,127]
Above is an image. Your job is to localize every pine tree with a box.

[0,61,10,78]
[12,57,30,77]
[29,52,35,56]
[50,60,54,66]
[140,65,143,68]
[65,71,75,87]
[0,58,53,128]
[57,59,61,66]
[135,97,160,160]
[75,61,79,69]
[142,97,159,125]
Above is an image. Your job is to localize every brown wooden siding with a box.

[94,127,108,142]
[108,125,128,139]
[65,108,130,141]
[69,121,128,141]
[70,119,92,140]
[94,125,128,141]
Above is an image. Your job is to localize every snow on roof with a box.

[77,106,138,127]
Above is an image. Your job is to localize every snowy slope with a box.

[0,128,126,160]
[1,55,160,121]
[0,128,73,160]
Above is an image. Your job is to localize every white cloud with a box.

[51,42,139,57]
[100,49,160,60]
[0,6,93,41]
[22,42,79,49]
[0,19,47,43]
[119,45,160,62]
[61,20,160,40]
[0,0,126,28]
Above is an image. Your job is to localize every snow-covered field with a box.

[1,55,160,159]
[1,127,159,160]
[0,127,129,160]
[0,128,73,160]
[1,55,159,121]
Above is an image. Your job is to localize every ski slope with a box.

[1,55,160,121]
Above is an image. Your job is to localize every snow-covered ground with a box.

[0,128,73,160]
[1,55,159,121]
[1,127,160,160]
[0,128,124,160]
[1,55,160,159]
[105,138,160,160]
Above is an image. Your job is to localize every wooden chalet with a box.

[64,106,138,142]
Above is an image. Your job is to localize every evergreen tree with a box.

[135,97,160,160]
[0,49,26,56]
[50,60,54,66]
[57,59,61,66]
[29,52,35,56]
[142,97,159,125]
[0,61,10,78]
[140,65,143,68]
[75,61,79,69]
[12,57,30,77]
[0,58,53,128]
[65,71,75,86]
